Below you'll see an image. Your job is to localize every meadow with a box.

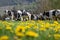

[0,20,60,40]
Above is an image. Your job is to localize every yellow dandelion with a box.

[34,26,39,29]
[15,26,26,33]
[26,31,39,37]
[54,21,58,25]
[54,28,59,32]
[40,27,46,31]
[26,26,31,29]
[0,35,9,40]
[40,24,44,27]
[16,32,25,37]
[5,26,12,30]
[45,23,50,29]
[54,34,60,40]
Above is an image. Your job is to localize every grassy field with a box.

[0,20,60,40]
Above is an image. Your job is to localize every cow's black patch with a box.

[52,10,56,16]
[43,11,49,17]
[8,11,11,16]
[31,14,34,20]
[22,12,28,16]
[46,12,49,17]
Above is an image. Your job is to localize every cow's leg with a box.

[19,14,21,20]
[11,12,14,21]
[17,13,18,20]
[23,17,24,21]
[11,15,13,21]
[21,16,23,21]
[11,14,14,21]
[26,17,28,21]
[28,15,31,20]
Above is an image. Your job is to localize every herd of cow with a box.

[0,9,60,21]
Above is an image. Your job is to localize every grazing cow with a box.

[43,10,58,20]
[4,10,12,20]
[17,10,23,21]
[21,9,31,21]
[5,9,18,21]
[11,9,18,21]
[5,10,11,16]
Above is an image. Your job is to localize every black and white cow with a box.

[5,10,11,16]
[21,9,31,21]
[43,10,58,20]
[11,9,19,21]
[17,10,23,21]
[5,9,20,21]
[31,13,45,20]
[12,9,21,21]
[4,10,12,20]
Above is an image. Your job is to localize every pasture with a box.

[0,20,60,40]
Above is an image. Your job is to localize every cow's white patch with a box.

[17,10,22,14]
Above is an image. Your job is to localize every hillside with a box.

[0,0,35,7]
